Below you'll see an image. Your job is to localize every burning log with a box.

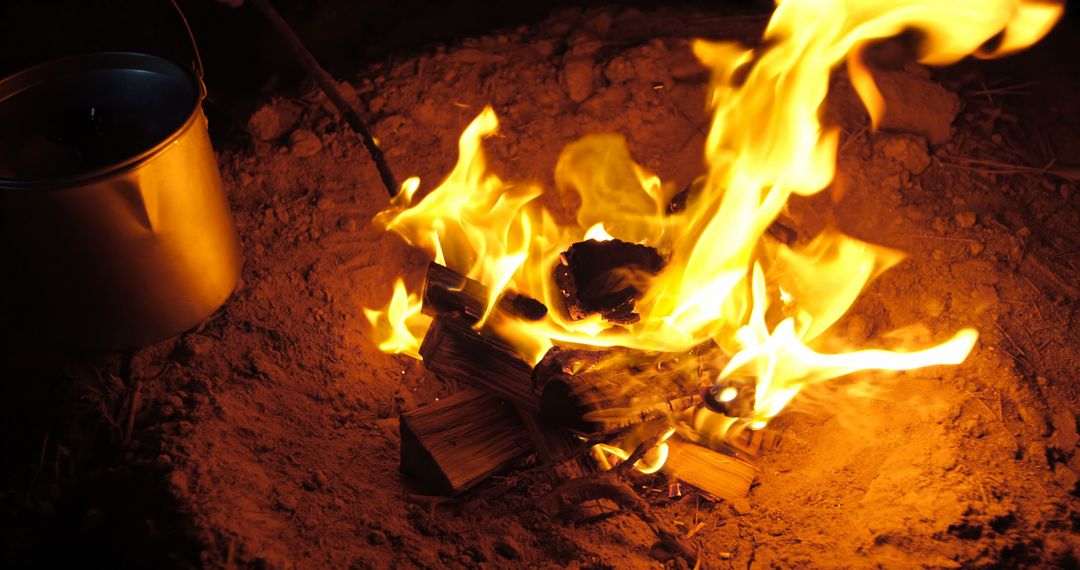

[534,346,700,434]
[419,316,540,413]
[553,239,664,324]
[662,437,757,502]
[423,262,546,324]
[414,264,755,505]
[400,388,532,495]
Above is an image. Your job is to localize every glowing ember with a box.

[367,0,1060,449]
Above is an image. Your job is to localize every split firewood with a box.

[419,316,540,413]
[423,262,547,324]
[553,239,665,324]
[661,436,757,502]
[418,269,601,491]
[399,387,532,495]
[534,346,700,434]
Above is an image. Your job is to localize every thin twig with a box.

[121,349,141,446]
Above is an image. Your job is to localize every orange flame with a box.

[366,0,1060,440]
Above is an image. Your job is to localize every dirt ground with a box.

[4,5,1079,569]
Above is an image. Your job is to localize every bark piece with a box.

[400,388,532,495]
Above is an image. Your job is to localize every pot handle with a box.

[168,0,207,100]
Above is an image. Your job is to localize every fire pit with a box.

[3,1,1079,568]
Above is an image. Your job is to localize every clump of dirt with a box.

[5,4,1078,569]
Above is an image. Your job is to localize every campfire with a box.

[367,0,1059,520]
[6,0,1078,567]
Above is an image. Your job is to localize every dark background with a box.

[0,0,770,131]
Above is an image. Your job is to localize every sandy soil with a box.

[4,5,1078,569]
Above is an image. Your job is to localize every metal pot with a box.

[0,52,242,349]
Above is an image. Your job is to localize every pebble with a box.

[562,57,596,103]
[876,134,930,174]
[955,211,977,228]
[971,284,999,309]
[367,530,388,545]
[730,498,752,515]
[1052,466,1078,489]
[275,493,298,512]
[164,395,185,411]
[1051,410,1078,451]
[494,537,522,560]
[289,129,323,158]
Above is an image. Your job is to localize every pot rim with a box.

[0,51,207,191]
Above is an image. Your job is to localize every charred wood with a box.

[553,239,664,324]
[422,262,547,324]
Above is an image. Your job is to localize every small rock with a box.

[972,285,999,310]
[562,57,596,103]
[275,493,298,512]
[168,470,190,495]
[955,211,977,229]
[494,537,522,560]
[875,134,930,174]
[729,498,752,515]
[1051,410,1079,451]
[367,530,388,546]
[969,241,984,255]
[313,469,329,488]
[289,129,323,158]
[1052,466,1078,490]
[932,216,949,234]
[156,454,173,467]
[247,99,304,142]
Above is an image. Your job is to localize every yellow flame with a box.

[367,0,1060,442]
[363,279,431,359]
[583,223,615,242]
[592,428,676,474]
